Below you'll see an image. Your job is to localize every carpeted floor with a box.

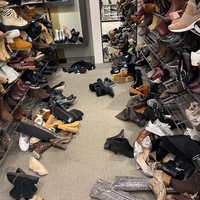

[0,63,156,200]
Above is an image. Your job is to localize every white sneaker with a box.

[155,119,174,136]
[2,8,28,28]
[191,49,200,66]
[19,133,30,152]
[184,128,200,142]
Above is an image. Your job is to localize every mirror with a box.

[100,0,137,64]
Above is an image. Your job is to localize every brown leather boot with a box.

[13,6,32,21]
[27,87,49,99]
[0,99,13,122]
[31,141,52,159]
[12,107,24,121]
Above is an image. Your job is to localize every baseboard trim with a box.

[66,56,95,64]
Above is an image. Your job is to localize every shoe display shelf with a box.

[22,0,74,8]
[0,96,37,166]
[101,3,120,22]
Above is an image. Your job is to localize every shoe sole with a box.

[170,19,200,32]
[116,76,133,84]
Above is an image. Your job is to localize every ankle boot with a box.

[29,156,48,176]
[104,129,125,151]
[164,0,187,18]
[111,138,134,158]
[157,44,168,60]
[148,15,162,30]
[131,69,143,88]
[0,99,13,122]
[162,47,177,63]
[168,0,200,32]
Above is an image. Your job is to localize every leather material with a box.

[154,20,171,37]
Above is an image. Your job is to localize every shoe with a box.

[1,8,29,30]
[148,15,162,30]
[103,77,116,87]
[6,29,20,44]
[30,195,44,200]
[19,133,30,152]
[104,129,124,150]
[116,75,133,84]
[32,141,52,159]
[115,106,146,127]
[13,6,32,21]
[111,138,134,158]
[165,81,185,94]
[0,1,8,7]
[9,37,32,51]
[23,5,42,18]
[148,170,167,200]
[29,156,48,176]
[194,19,200,33]
[191,49,200,66]
[27,86,50,99]
[155,20,171,37]
[168,0,200,32]
[0,129,10,150]
[184,128,200,142]
[0,99,13,122]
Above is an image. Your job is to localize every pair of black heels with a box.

[104,129,134,158]
[7,168,39,200]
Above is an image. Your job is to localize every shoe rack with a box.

[136,7,200,134]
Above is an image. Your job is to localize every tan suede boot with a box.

[168,0,200,32]
[28,156,48,176]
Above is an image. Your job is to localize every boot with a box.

[170,170,200,195]
[111,138,134,158]
[148,170,167,200]
[104,129,125,150]
[28,156,48,176]
[0,40,6,61]
[27,86,49,99]
[162,47,177,63]
[131,69,143,88]
[1,38,10,60]
[168,0,200,32]
[138,12,153,27]
[0,99,13,122]
[115,106,146,127]
[31,141,52,159]
[0,129,10,150]
[157,43,168,60]
[164,0,187,18]
[148,15,162,30]
[96,78,114,97]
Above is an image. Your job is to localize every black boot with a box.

[111,138,134,158]
[104,129,124,150]
[131,69,143,88]
[97,78,114,97]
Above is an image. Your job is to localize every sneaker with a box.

[184,128,200,142]
[1,8,29,30]
[19,133,30,152]
[103,77,116,87]
[168,0,200,32]
[191,49,200,66]
[145,119,174,136]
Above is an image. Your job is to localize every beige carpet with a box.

[0,63,155,200]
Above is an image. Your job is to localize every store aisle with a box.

[0,63,155,200]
